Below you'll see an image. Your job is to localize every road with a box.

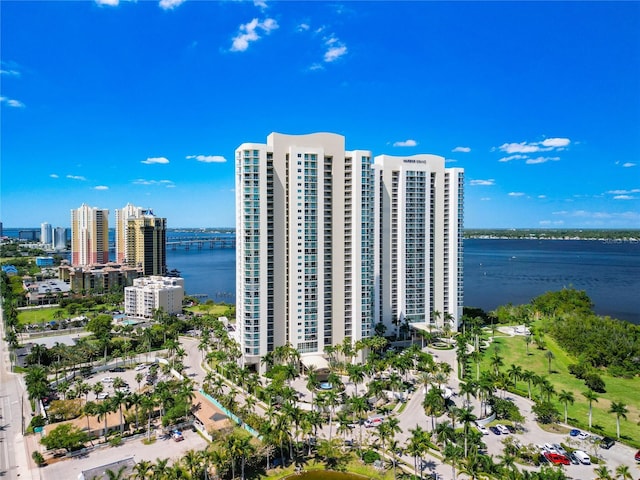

[0,301,39,480]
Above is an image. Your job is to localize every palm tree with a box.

[520,370,536,400]
[545,350,555,374]
[132,459,153,479]
[96,400,115,440]
[558,390,575,424]
[524,334,532,355]
[104,466,127,480]
[25,365,49,406]
[582,389,599,430]
[458,407,477,457]
[594,465,613,480]
[608,401,628,439]
[111,391,129,433]
[615,464,632,480]
[506,364,522,391]
[443,442,464,480]
[406,425,429,479]
[489,350,503,375]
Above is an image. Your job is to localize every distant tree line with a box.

[464,228,639,240]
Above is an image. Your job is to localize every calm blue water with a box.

[167,238,640,324]
[5,228,638,323]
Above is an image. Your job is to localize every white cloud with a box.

[498,142,541,154]
[541,137,570,148]
[141,157,169,165]
[67,175,86,181]
[606,189,640,195]
[133,179,175,187]
[622,162,636,168]
[324,44,347,62]
[322,36,347,63]
[452,146,471,153]
[538,195,547,199]
[49,174,59,179]
[525,156,560,165]
[539,220,564,226]
[497,137,571,154]
[186,155,227,163]
[254,0,267,9]
[308,63,324,71]
[480,197,491,201]
[0,96,25,108]
[613,195,635,200]
[0,69,20,76]
[297,23,310,32]
[498,154,527,163]
[393,139,417,147]
[95,0,119,5]
[470,179,495,186]
[159,0,186,10]
[508,192,525,197]
[94,185,109,190]
[230,17,279,52]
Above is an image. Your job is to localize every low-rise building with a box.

[124,276,184,318]
[58,261,141,293]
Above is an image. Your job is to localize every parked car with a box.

[568,452,580,465]
[97,392,109,400]
[569,429,581,437]
[489,426,501,435]
[364,416,383,428]
[109,367,126,372]
[573,450,591,465]
[544,452,570,465]
[172,430,184,442]
[475,424,489,435]
[543,443,556,454]
[101,376,114,383]
[600,437,615,449]
[553,443,567,456]
[577,431,590,441]
[635,449,640,462]
[496,424,510,435]
[135,364,147,371]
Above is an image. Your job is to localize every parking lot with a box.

[40,426,207,480]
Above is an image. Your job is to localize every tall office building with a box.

[374,155,464,334]
[236,132,464,371]
[236,133,375,371]
[40,222,53,246]
[115,204,166,276]
[53,227,68,251]
[71,204,109,266]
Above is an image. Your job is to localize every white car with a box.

[101,376,114,383]
[97,392,109,400]
[544,443,557,454]
[475,424,489,435]
[577,432,590,441]
[135,364,147,371]
[496,424,510,435]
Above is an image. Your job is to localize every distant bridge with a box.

[167,236,236,250]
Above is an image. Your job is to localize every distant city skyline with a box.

[1,1,639,229]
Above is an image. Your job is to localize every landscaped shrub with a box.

[584,373,606,393]
[568,363,588,379]
[362,449,380,464]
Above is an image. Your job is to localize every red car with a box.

[544,452,570,465]
[635,449,640,462]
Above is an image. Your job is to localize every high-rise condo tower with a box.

[71,204,109,266]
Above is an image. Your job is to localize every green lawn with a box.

[479,331,640,447]
[185,303,230,317]
[17,306,62,326]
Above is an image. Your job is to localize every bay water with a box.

[166,238,640,324]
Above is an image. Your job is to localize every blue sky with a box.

[1,1,639,229]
